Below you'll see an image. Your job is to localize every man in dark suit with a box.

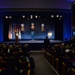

[44,36,50,49]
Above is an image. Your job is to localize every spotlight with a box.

[56,15,59,18]
[5,16,8,19]
[35,15,38,18]
[22,15,25,18]
[51,15,54,18]
[30,15,33,19]
[9,16,12,19]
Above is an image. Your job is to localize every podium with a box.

[15,36,18,43]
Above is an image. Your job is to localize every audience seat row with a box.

[44,43,75,75]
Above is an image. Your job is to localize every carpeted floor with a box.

[30,51,58,75]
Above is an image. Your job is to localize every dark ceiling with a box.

[0,0,74,9]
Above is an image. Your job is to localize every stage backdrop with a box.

[3,12,55,41]
[0,9,72,42]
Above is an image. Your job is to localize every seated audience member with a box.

[22,44,30,58]
[3,45,7,56]
[7,45,13,56]
[13,45,20,57]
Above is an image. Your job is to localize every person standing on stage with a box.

[44,36,50,49]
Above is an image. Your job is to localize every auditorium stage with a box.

[4,40,62,43]
[4,40,63,50]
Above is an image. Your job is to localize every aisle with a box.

[30,51,58,75]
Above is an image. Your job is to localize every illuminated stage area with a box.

[0,9,72,43]
[5,40,62,44]
[4,40,63,50]
[3,12,63,41]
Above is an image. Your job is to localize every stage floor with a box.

[5,40,63,44]
[4,40,63,50]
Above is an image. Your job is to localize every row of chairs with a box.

[0,56,31,75]
[0,43,35,75]
[44,44,75,75]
